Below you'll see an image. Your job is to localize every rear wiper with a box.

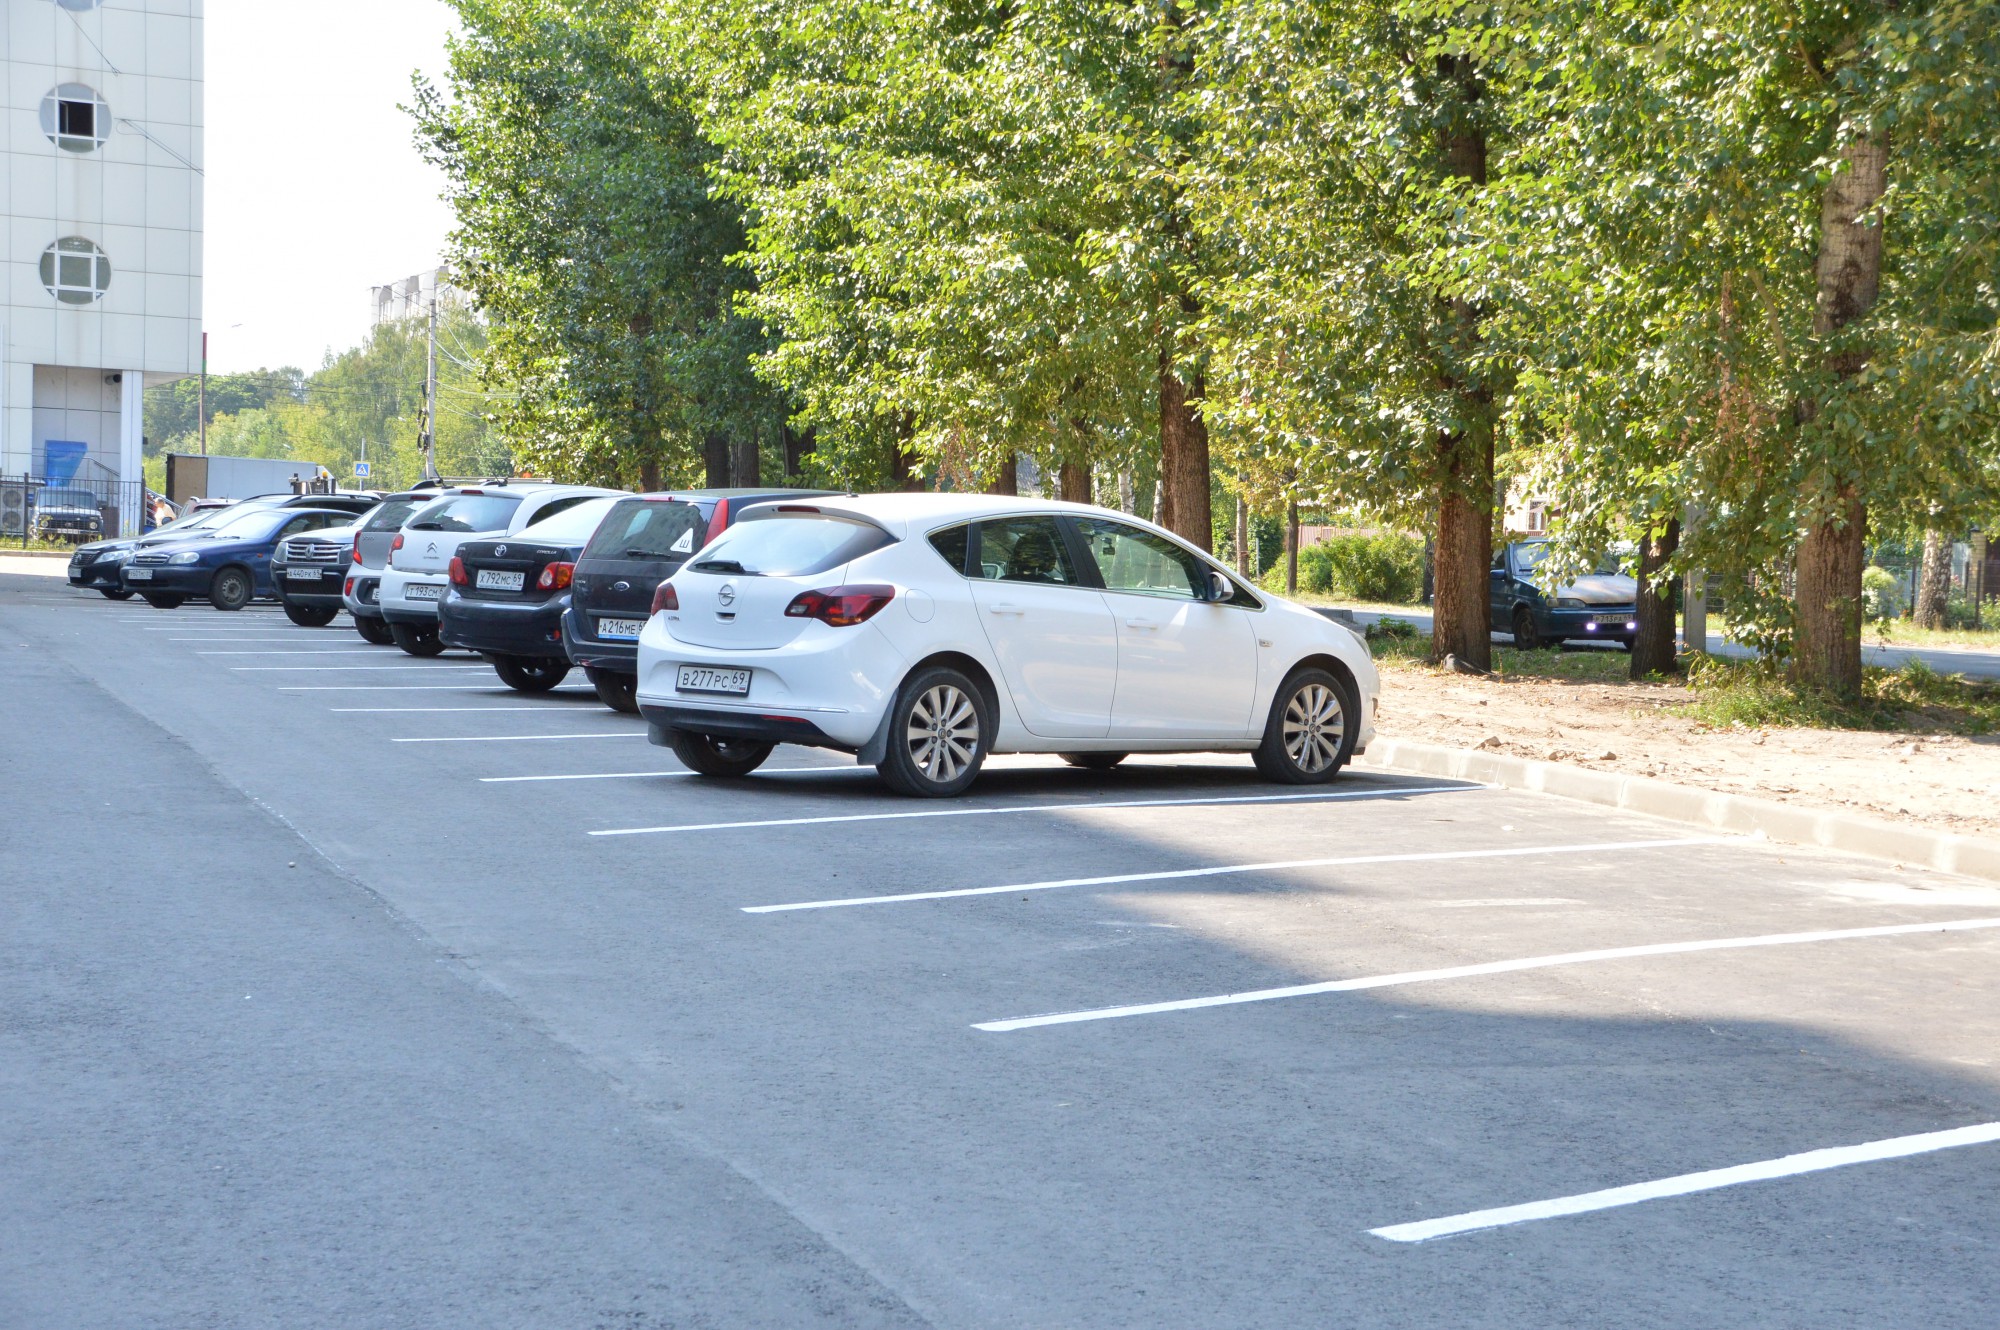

[406,521,444,530]
[622,548,659,559]
[690,558,748,574]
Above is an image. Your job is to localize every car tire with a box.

[1511,607,1548,651]
[353,615,395,645]
[210,567,253,612]
[99,588,135,601]
[283,602,339,628]
[587,667,639,714]
[876,665,990,798]
[1060,752,1128,771]
[389,621,445,657]
[670,730,774,778]
[1252,667,1357,785]
[491,655,571,693]
[140,592,185,609]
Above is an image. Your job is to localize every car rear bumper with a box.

[633,618,902,751]
[343,574,383,619]
[378,569,446,623]
[640,703,845,751]
[561,607,639,674]
[439,591,570,660]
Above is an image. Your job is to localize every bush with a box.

[1318,532,1425,603]
[1861,565,1904,621]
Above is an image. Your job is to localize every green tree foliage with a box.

[414,0,780,491]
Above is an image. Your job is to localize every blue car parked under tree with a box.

[120,507,360,611]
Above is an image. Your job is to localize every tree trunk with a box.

[1430,429,1493,669]
[730,436,760,488]
[703,433,730,489]
[1914,529,1949,630]
[639,458,661,493]
[985,454,1018,497]
[1157,361,1213,552]
[1284,499,1299,594]
[1235,492,1249,577]
[1631,518,1681,679]
[1058,459,1091,505]
[1793,129,1887,698]
[782,423,815,479]
[1118,468,1135,514]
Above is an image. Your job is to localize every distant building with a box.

[2,0,203,535]
[369,269,466,327]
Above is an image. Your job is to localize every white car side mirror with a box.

[1207,570,1233,602]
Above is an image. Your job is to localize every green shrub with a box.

[1861,564,1903,621]
[1316,532,1425,603]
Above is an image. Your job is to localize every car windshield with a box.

[516,496,621,545]
[688,514,893,577]
[403,493,523,534]
[362,497,428,532]
[582,498,707,561]
[1515,543,1625,577]
[40,489,96,508]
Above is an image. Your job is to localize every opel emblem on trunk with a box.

[495,544,508,557]
[718,582,737,607]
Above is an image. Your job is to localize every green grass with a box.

[1683,655,2000,735]
[1864,622,2000,652]
[1367,621,1638,683]
[4,536,86,555]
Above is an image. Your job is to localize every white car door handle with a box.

[1124,617,1159,629]
[987,602,1025,615]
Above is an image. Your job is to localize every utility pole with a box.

[421,294,440,481]
[198,330,208,455]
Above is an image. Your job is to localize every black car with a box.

[272,520,364,626]
[121,508,359,610]
[438,497,625,692]
[66,493,379,599]
[561,488,837,712]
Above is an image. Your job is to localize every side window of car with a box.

[277,516,313,540]
[530,494,593,525]
[926,523,971,575]
[1072,517,1202,600]
[970,517,1079,586]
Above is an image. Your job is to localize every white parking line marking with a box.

[590,784,1477,838]
[173,637,347,642]
[972,916,2000,1032]
[278,683,595,692]
[201,649,385,656]
[392,732,643,744]
[1368,1121,2000,1243]
[742,837,1729,913]
[334,705,580,713]
[234,664,493,672]
[481,765,872,783]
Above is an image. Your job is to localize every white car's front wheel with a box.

[877,666,990,798]
[1253,668,1357,784]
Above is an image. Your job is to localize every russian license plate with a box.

[597,616,646,640]
[285,567,320,581]
[404,582,442,601]
[477,569,525,591]
[676,665,751,696]
[127,568,153,581]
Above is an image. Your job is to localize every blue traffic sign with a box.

[354,460,372,478]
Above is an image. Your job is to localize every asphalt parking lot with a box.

[5,573,1999,1328]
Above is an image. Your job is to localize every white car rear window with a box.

[688,515,892,578]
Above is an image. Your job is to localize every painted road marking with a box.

[1369,1121,2000,1243]
[590,784,1480,839]
[482,765,871,784]
[334,705,587,713]
[973,916,2000,1032]
[234,664,493,672]
[201,649,385,656]
[745,838,1730,914]
[392,732,644,744]
[278,683,595,692]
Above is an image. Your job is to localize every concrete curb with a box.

[2,549,72,560]
[1356,736,2000,886]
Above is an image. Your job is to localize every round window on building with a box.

[40,238,112,305]
[39,84,110,153]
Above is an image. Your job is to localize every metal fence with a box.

[1,475,158,546]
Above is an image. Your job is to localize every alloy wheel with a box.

[905,683,979,785]
[1281,682,1345,776]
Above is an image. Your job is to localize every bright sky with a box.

[203,0,461,375]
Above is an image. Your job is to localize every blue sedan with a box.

[120,507,361,611]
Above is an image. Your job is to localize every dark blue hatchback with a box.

[120,507,360,611]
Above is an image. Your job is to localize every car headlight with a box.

[168,551,202,565]
[1554,597,1584,608]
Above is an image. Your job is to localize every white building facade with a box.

[4,0,202,534]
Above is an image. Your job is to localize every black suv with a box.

[562,489,835,711]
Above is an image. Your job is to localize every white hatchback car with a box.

[378,482,624,655]
[635,494,1378,796]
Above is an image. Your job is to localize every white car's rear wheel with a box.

[1253,668,1356,784]
[877,666,989,797]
